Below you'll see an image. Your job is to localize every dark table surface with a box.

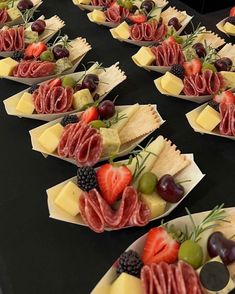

[0,1,234,294]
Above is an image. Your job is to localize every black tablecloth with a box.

[0,1,234,293]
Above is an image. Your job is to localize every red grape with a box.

[82,74,99,93]
[98,100,115,119]
[140,0,155,13]
[168,17,182,31]
[31,20,46,35]
[52,45,70,60]
[17,0,33,11]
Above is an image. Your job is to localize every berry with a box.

[77,166,97,192]
[129,5,138,13]
[31,19,46,35]
[60,115,79,127]
[229,6,235,17]
[183,59,202,76]
[12,51,24,61]
[80,106,99,124]
[178,240,203,269]
[117,250,143,278]
[28,84,39,94]
[142,227,180,265]
[97,163,132,205]
[170,64,185,79]
[128,13,147,24]
[168,17,182,31]
[208,100,220,112]
[226,16,235,25]
[123,17,134,25]
[24,42,47,59]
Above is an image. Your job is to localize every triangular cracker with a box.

[161,7,187,25]
[192,31,225,49]
[118,104,161,144]
[218,43,235,65]
[68,37,91,63]
[40,15,65,41]
[150,138,190,178]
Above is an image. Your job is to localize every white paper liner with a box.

[0,37,92,85]
[29,104,165,162]
[46,153,204,230]
[4,62,127,121]
[0,0,42,29]
[186,103,235,141]
[216,18,235,37]
[0,15,65,58]
[91,207,235,293]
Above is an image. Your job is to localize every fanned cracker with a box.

[67,37,91,62]
[39,15,65,42]
[191,30,225,49]
[151,139,190,178]
[161,7,187,24]
[218,43,235,66]
[95,62,127,96]
[119,104,161,144]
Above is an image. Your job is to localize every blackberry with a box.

[170,64,185,79]
[129,5,138,13]
[12,51,24,61]
[28,84,39,94]
[227,16,235,25]
[123,17,134,25]
[208,100,220,112]
[77,167,97,192]
[61,115,79,127]
[117,250,143,278]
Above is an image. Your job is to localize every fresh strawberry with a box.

[166,36,176,43]
[214,91,235,105]
[128,13,147,24]
[109,1,120,9]
[229,6,235,17]
[183,59,202,76]
[81,106,99,124]
[142,227,180,265]
[24,42,47,59]
[97,163,132,205]
[48,78,62,87]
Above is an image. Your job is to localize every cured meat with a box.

[130,21,167,42]
[79,187,150,232]
[141,262,204,294]
[0,9,8,24]
[33,80,74,114]
[151,40,185,66]
[219,103,235,136]
[0,26,24,52]
[91,0,112,6]
[13,60,55,78]
[105,7,129,23]
[58,121,103,166]
[183,70,223,96]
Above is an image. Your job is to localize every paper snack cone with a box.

[0,15,65,58]
[216,18,235,37]
[4,62,127,121]
[1,37,92,86]
[46,153,204,230]
[186,103,235,141]
[91,207,235,293]
[29,104,165,163]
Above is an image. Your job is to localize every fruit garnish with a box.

[178,239,203,269]
[170,64,185,79]
[192,42,206,58]
[138,172,157,194]
[214,91,235,105]
[214,57,233,72]
[109,1,120,9]
[31,19,46,35]
[207,231,235,265]
[24,41,47,59]
[82,74,99,93]
[117,250,143,278]
[50,35,71,60]
[60,114,79,127]
[142,227,180,265]
[128,13,147,24]
[202,62,217,73]
[40,50,54,62]
[181,23,206,49]
[28,83,39,94]
[183,58,202,76]
[61,76,76,88]
[12,51,24,62]
[229,6,235,17]
[90,120,106,129]
[17,0,33,11]
[80,106,99,124]
[98,100,115,119]
[97,163,132,205]
[117,0,133,10]
[77,166,98,192]
[168,17,181,31]
[140,0,155,14]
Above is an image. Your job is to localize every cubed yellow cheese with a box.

[54,181,82,216]
[196,105,221,132]
[220,71,235,88]
[159,72,184,95]
[223,22,235,34]
[38,123,64,153]
[16,92,35,115]
[73,89,94,110]
[141,192,167,219]
[0,57,19,76]
[7,7,22,20]
[110,273,143,294]
[100,128,121,157]
[110,22,131,40]
[89,9,106,22]
[132,47,156,66]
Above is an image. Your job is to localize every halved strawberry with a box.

[81,106,99,124]
[183,59,202,76]
[214,90,235,105]
[48,78,62,87]
[24,42,47,59]
[142,227,180,265]
[109,1,120,9]
[128,13,147,24]
[229,6,235,17]
[97,163,132,205]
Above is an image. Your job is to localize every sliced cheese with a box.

[223,22,235,35]
[110,273,143,294]
[132,47,156,66]
[0,57,19,76]
[38,123,64,153]
[110,22,131,40]
[100,128,121,157]
[159,72,184,96]
[88,9,106,23]
[16,92,35,115]
[196,105,221,132]
[141,192,166,219]
[77,0,91,4]
[220,71,235,89]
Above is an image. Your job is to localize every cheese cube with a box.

[110,22,131,40]
[220,71,235,88]
[38,123,64,153]
[54,181,82,216]
[7,7,22,20]
[89,9,106,23]
[196,105,221,132]
[16,92,35,115]
[141,192,166,219]
[100,128,121,157]
[159,72,184,95]
[223,22,235,34]
[73,89,94,110]
[110,273,143,294]
[0,57,19,76]
[132,47,156,66]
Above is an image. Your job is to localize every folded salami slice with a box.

[105,8,121,23]
[91,0,112,6]
[219,103,235,136]
[13,60,56,78]
[0,26,24,52]
[130,21,167,42]
[0,9,8,24]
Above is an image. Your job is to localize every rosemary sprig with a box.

[22,6,38,25]
[104,112,128,128]
[202,41,219,64]
[182,23,206,50]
